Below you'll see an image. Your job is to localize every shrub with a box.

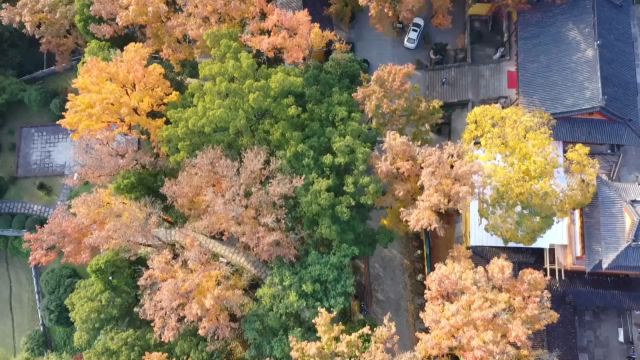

[25,216,46,232]
[0,214,11,228]
[8,142,16,152]
[41,266,81,327]
[22,86,52,111]
[8,237,29,259]
[7,128,15,136]
[68,182,93,200]
[36,181,53,196]
[50,326,77,354]
[0,176,8,198]
[49,95,67,116]
[20,329,46,357]
[11,214,27,230]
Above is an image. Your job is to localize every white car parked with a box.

[403,17,425,50]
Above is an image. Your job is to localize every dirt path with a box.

[369,238,416,351]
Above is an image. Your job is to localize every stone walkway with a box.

[0,201,53,218]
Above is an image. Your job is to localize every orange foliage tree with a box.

[354,64,442,141]
[138,244,252,342]
[88,0,256,64]
[0,0,83,68]
[372,131,478,234]
[23,187,162,266]
[162,147,303,262]
[358,0,427,32]
[290,308,399,359]
[72,131,157,186]
[416,246,559,360]
[243,1,327,64]
[143,353,169,360]
[59,43,179,146]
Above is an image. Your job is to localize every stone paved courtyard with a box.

[17,125,73,177]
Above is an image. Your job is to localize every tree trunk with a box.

[152,228,270,281]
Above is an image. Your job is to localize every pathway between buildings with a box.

[423,61,513,103]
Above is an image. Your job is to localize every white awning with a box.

[468,199,570,249]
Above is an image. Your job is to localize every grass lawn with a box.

[39,69,76,94]
[0,250,39,357]
[0,104,63,206]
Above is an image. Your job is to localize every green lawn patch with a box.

[0,104,63,205]
[0,250,39,357]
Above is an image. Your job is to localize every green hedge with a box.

[50,326,77,354]
[11,214,27,230]
[20,329,46,357]
[8,237,28,259]
[0,214,11,228]
[25,216,46,232]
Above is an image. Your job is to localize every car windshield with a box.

[411,22,421,29]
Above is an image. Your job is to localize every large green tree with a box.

[83,328,157,360]
[162,30,386,255]
[40,265,82,327]
[65,251,141,350]
[242,245,356,360]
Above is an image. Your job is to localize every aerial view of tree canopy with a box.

[163,30,385,255]
[463,105,598,245]
[0,1,589,358]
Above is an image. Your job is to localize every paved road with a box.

[348,11,428,72]
[369,236,416,351]
[348,10,426,351]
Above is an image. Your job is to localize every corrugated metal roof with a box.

[518,0,638,122]
[552,118,640,146]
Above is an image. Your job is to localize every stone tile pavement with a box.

[0,201,53,218]
[17,125,73,177]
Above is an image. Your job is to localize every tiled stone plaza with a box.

[17,125,73,177]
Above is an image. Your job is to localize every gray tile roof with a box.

[518,0,639,122]
[584,176,640,272]
[552,118,640,145]
[276,0,303,11]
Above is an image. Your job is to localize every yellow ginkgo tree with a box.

[59,43,179,146]
[463,105,598,245]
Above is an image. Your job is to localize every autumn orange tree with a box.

[289,308,399,359]
[358,0,427,32]
[1,0,83,68]
[290,246,558,360]
[162,146,304,262]
[243,1,335,64]
[83,0,335,65]
[72,131,157,186]
[416,246,558,360]
[373,131,479,234]
[354,64,442,141]
[59,43,179,146]
[463,105,598,245]
[327,0,362,29]
[24,187,162,266]
[138,244,252,343]
[87,0,256,64]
